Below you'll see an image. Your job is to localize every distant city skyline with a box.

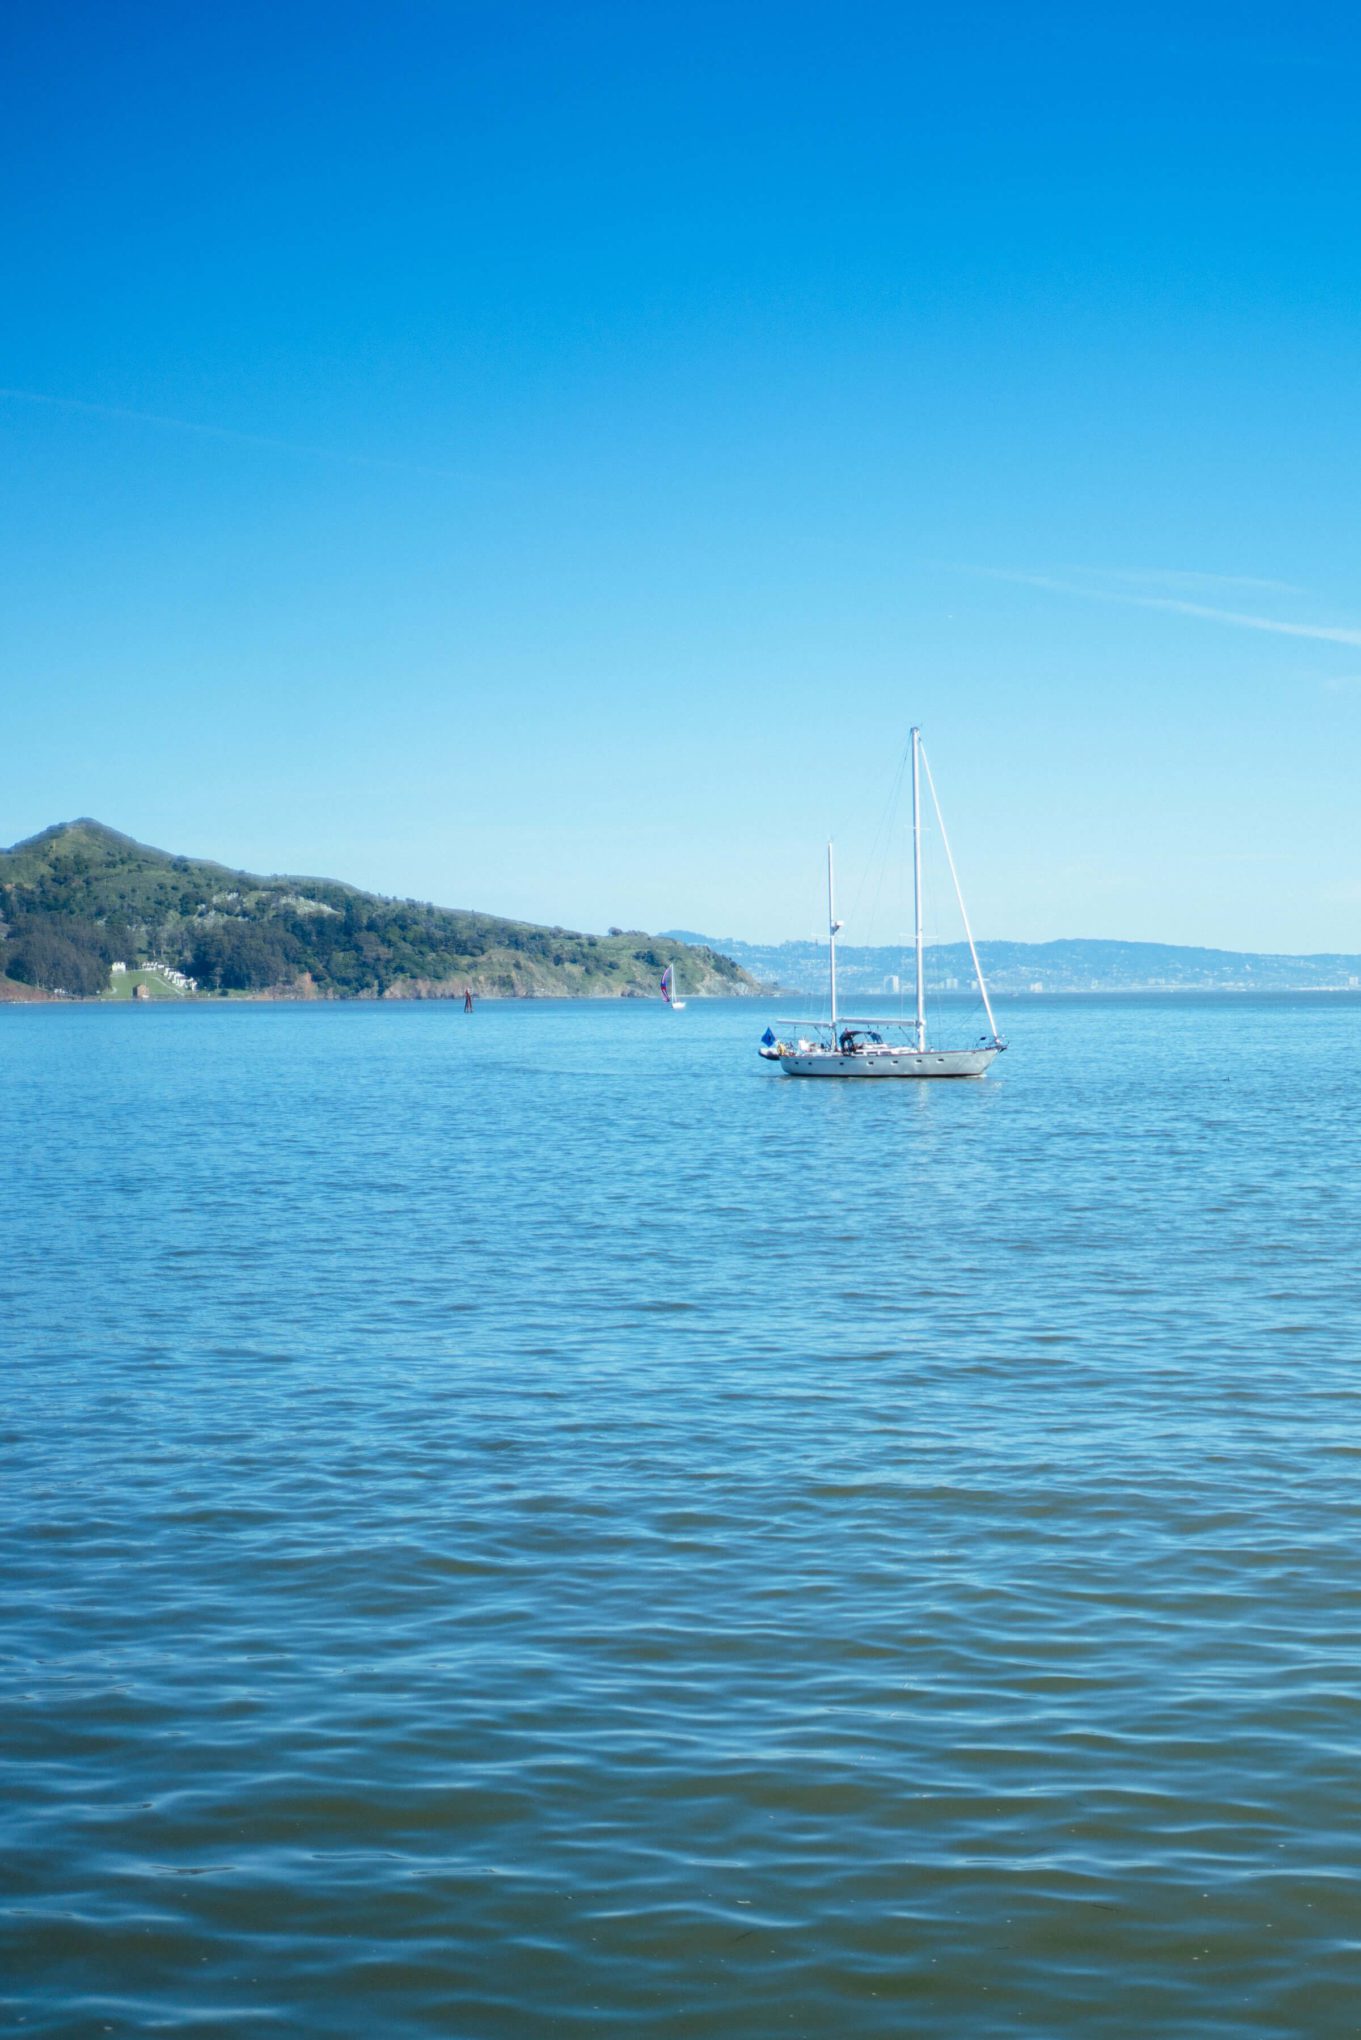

[4,3,1359,951]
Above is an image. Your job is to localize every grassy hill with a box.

[0,821,759,1001]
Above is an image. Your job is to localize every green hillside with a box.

[0,821,758,1001]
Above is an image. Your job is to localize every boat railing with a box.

[767,1020,1006,1052]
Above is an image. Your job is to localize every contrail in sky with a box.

[0,384,472,483]
[975,568,1361,648]
[1063,565,1306,595]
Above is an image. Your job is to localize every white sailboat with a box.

[759,727,1005,1079]
[660,962,686,1011]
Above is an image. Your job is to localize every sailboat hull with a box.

[777,1046,999,1079]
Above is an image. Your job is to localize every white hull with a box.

[778,1046,998,1079]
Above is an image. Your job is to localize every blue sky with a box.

[3,1,1359,949]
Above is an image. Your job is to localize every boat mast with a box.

[920,739,1001,1046]
[827,840,843,1031]
[911,726,925,1051]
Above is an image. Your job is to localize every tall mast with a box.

[920,741,1000,1046]
[911,726,925,1051]
[827,841,843,1031]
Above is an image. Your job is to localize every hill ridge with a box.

[0,822,759,1001]
[665,931,1361,994]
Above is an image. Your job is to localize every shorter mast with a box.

[827,841,843,1032]
[911,726,926,1051]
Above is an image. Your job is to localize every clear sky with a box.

[3,2,1359,950]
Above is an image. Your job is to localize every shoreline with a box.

[8,984,1361,1008]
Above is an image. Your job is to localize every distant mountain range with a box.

[664,932,1361,995]
[0,822,760,1001]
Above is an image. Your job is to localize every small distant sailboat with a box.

[660,962,686,1011]
[758,726,1005,1078]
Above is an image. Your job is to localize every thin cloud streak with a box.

[1060,565,1306,595]
[975,568,1361,648]
[0,385,474,484]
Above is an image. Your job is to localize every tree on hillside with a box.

[4,924,110,996]
[188,923,301,991]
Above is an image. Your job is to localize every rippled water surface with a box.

[5,996,1361,2036]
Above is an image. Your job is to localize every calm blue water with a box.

[4,995,1361,2037]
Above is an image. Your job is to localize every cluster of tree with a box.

[0,909,130,996]
[161,898,631,995]
[185,921,303,991]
